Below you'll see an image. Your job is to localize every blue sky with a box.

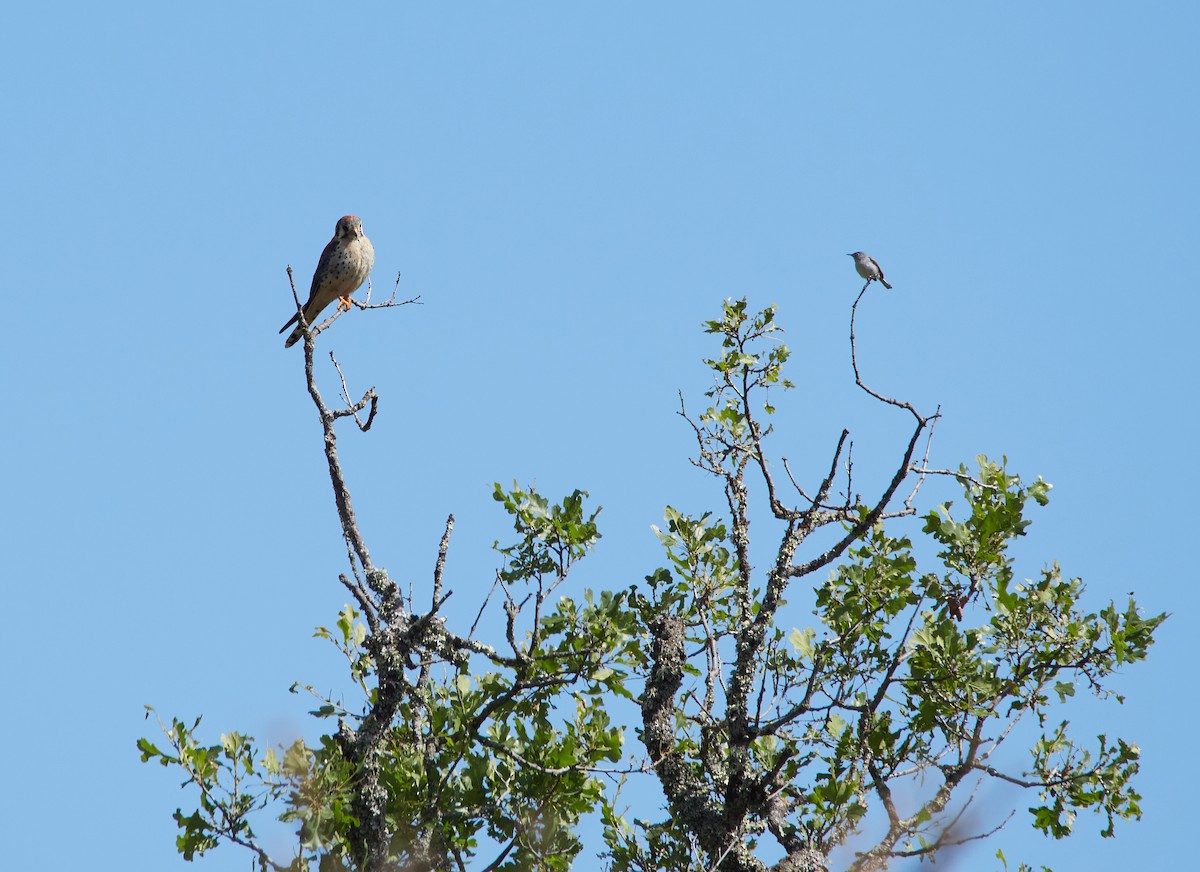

[2,4,1195,870]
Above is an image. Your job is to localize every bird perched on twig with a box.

[847,252,892,289]
[281,216,375,347]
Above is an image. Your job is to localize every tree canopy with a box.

[141,292,1163,872]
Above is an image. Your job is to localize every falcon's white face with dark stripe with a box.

[335,215,365,242]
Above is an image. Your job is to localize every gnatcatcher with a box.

[847,252,893,289]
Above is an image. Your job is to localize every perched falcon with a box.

[847,251,893,289]
[281,215,375,347]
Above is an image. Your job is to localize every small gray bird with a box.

[281,216,375,348]
[847,252,892,289]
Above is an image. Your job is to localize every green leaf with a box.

[788,627,816,659]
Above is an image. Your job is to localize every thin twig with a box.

[339,573,379,633]
[354,271,421,311]
[905,405,942,509]
[849,285,924,420]
[329,352,379,432]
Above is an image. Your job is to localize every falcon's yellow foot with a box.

[337,296,353,312]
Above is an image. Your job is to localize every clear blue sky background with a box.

[2,4,1194,870]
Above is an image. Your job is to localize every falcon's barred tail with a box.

[279,310,309,349]
[282,317,308,349]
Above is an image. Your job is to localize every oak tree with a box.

[141,287,1162,872]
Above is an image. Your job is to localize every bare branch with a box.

[328,353,379,433]
[848,286,924,421]
[908,465,999,491]
[904,405,942,509]
[354,271,421,311]
[432,514,454,609]
[339,572,379,633]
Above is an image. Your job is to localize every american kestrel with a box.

[847,252,893,289]
[281,216,375,347]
